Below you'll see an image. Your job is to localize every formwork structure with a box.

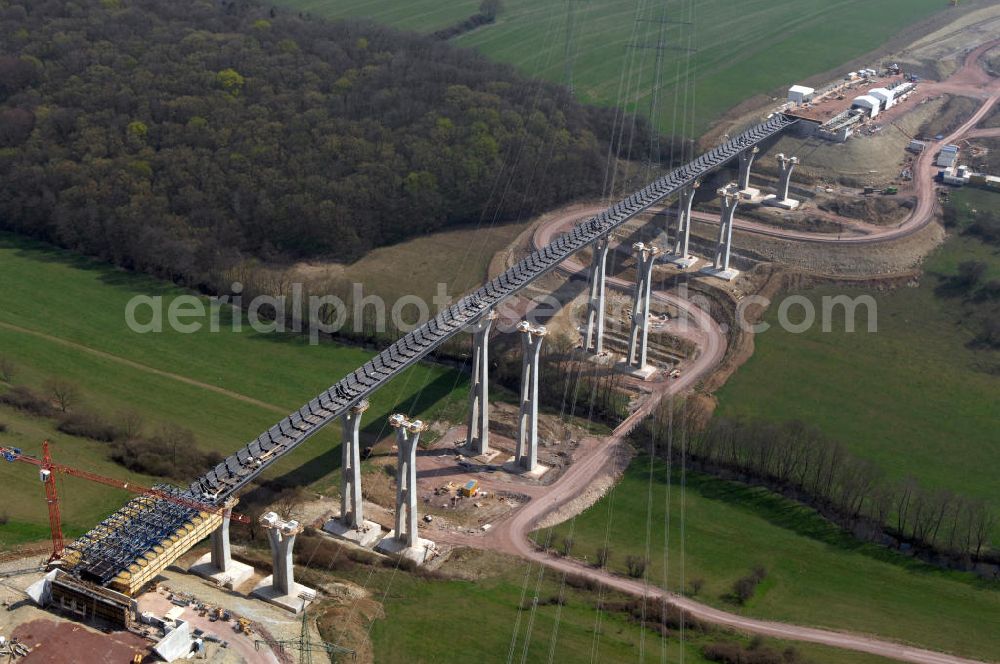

[61,486,222,596]
[50,570,135,628]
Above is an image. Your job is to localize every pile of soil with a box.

[818,195,915,225]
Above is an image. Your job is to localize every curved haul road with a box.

[434,43,1000,664]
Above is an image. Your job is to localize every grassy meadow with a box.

[283,0,954,133]
[0,233,470,546]
[325,550,900,664]
[716,189,1000,519]
[540,457,1000,661]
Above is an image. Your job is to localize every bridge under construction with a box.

[51,113,799,598]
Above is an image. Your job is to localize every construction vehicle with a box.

[0,441,250,562]
[882,186,899,195]
[237,618,253,635]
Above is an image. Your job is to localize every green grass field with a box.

[0,233,469,546]
[716,189,1000,519]
[324,550,899,664]
[284,0,953,133]
[541,456,1000,661]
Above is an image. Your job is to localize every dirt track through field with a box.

[0,320,289,415]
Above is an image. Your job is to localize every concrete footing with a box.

[763,195,800,210]
[189,553,254,590]
[502,457,551,480]
[738,187,762,201]
[700,266,741,281]
[616,361,659,380]
[322,516,383,548]
[251,576,316,614]
[664,254,698,269]
[458,446,503,464]
[375,532,437,565]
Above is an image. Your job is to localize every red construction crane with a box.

[1,441,249,562]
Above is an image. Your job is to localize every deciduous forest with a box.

[0,0,657,284]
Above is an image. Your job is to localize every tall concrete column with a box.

[260,512,303,597]
[389,414,426,547]
[737,146,760,191]
[775,153,799,200]
[340,400,369,528]
[583,237,610,355]
[670,182,700,264]
[465,311,496,455]
[516,322,547,471]
[209,498,238,572]
[625,243,660,373]
[713,185,740,271]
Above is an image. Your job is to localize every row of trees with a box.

[641,402,996,566]
[0,0,663,288]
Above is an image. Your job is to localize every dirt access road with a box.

[429,37,999,664]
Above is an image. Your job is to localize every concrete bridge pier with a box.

[376,415,436,564]
[513,322,547,475]
[252,512,315,613]
[621,243,660,379]
[583,237,610,355]
[465,311,498,460]
[737,146,761,200]
[666,182,699,268]
[191,498,254,589]
[765,154,800,209]
[323,399,381,547]
[702,184,741,281]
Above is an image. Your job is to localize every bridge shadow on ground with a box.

[260,368,465,490]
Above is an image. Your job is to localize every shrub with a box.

[730,567,767,605]
[57,411,122,442]
[110,426,219,479]
[625,555,648,579]
[0,385,56,417]
[0,422,7,433]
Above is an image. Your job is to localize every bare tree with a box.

[0,355,15,383]
[119,409,145,440]
[970,501,996,561]
[595,546,610,568]
[479,0,502,20]
[45,378,79,412]
[273,487,306,520]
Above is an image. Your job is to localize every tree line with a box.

[0,0,665,289]
[641,401,997,569]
